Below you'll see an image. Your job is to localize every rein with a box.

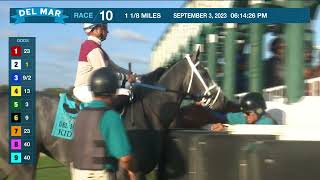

[133,82,211,100]
[133,54,221,107]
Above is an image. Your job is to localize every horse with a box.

[0,50,231,180]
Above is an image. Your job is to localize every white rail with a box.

[235,77,320,101]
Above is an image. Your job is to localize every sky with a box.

[0,1,319,90]
[0,1,185,90]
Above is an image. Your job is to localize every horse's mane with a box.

[133,57,186,101]
[139,56,184,85]
[162,57,182,70]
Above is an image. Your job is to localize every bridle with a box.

[185,54,221,109]
[131,54,222,109]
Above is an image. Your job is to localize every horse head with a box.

[158,48,226,111]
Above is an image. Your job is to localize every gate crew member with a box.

[72,67,133,180]
[211,92,275,132]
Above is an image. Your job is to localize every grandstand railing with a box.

[235,77,320,101]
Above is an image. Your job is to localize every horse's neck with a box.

[152,61,187,117]
[158,61,187,92]
[126,62,188,129]
[132,90,183,129]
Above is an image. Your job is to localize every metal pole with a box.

[285,0,305,103]
[202,26,209,62]
[249,1,264,93]
[187,36,195,54]
[207,24,218,80]
[223,23,237,100]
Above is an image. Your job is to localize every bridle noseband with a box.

[185,54,221,109]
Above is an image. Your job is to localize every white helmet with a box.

[83,23,108,34]
[83,23,97,34]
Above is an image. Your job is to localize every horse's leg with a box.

[0,158,9,180]
[0,164,36,180]
[0,172,8,180]
[0,149,38,180]
[9,165,36,180]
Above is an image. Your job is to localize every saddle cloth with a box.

[51,93,85,140]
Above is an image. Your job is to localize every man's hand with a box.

[127,74,137,83]
[128,170,135,180]
[119,155,136,179]
[210,123,227,132]
[119,155,132,171]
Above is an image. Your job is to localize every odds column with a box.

[9,37,36,164]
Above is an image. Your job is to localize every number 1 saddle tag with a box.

[51,93,81,140]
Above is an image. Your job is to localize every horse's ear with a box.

[191,47,201,63]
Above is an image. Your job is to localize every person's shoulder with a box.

[227,112,246,124]
[227,112,243,118]
[257,115,275,125]
[81,40,99,48]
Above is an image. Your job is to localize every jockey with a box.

[73,23,136,103]
[72,67,133,180]
[211,92,275,132]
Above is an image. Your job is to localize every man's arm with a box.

[108,58,137,84]
[101,111,132,165]
[88,48,135,85]
[107,57,130,75]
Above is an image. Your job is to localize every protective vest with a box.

[72,107,116,170]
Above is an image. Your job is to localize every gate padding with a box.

[241,140,320,180]
[163,130,276,180]
[163,130,320,180]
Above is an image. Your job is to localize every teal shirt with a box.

[226,112,274,125]
[85,100,131,170]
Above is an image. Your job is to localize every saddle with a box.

[64,92,133,115]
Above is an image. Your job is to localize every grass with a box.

[36,156,70,180]
[36,156,156,180]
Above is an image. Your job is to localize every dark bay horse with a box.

[0,50,230,180]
